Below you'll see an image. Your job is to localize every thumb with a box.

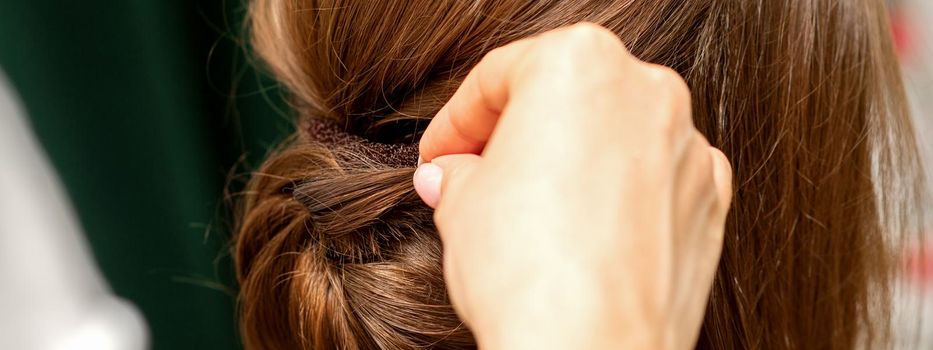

[413,154,482,208]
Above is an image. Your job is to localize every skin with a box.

[413,23,733,349]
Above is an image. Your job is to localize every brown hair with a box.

[235,0,926,349]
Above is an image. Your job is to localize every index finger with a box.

[417,38,534,162]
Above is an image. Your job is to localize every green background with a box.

[0,1,288,348]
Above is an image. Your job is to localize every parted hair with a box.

[234,0,925,349]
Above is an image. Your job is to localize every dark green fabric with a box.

[0,1,289,349]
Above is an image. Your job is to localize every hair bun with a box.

[293,169,429,263]
[235,141,473,349]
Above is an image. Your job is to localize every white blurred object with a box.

[900,0,933,170]
[893,0,933,349]
[0,69,148,349]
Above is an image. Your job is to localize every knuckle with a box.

[483,45,509,64]
[520,24,636,102]
[644,65,691,106]
[694,130,713,149]
[563,22,619,45]
[650,112,688,147]
[641,65,693,136]
[540,22,628,74]
[690,161,718,207]
[694,140,719,197]
[696,149,715,182]
[654,110,683,139]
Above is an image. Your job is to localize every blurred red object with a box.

[905,236,933,288]
[890,8,916,60]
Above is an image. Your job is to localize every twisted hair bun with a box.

[235,142,474,349]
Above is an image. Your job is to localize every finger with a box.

[418,38,534,162]
[412,154,482,208]
[431,154,482,196]
[413,163,444,208]
[709,147,733,221]
[680,148,731,350]
[699,147,731,287]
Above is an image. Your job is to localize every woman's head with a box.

[236,0,923,349]
[248,0,716,142]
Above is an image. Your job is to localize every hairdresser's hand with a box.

[413,23,732,350]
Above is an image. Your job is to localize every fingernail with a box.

[413,163,443,209]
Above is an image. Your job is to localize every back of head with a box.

[236,1,924,349]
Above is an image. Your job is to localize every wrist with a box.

[478,321,662,350]
[470,296,664,350]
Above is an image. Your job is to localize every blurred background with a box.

[0,1,929,349]
[0,1,289,349]
[892,0,933,348]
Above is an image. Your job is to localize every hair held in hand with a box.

[234,0,925,349]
